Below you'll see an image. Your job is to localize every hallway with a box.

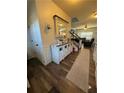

[27,49,96,93]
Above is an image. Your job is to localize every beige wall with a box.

[27,0,44,63]
[35,0,71,65]
[27,0,37,26]
[27,0,38,58]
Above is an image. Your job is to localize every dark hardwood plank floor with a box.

[88,49,97,93]
[27,49,97,93]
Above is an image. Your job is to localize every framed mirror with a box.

[53,15,69,38]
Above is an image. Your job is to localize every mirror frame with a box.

[53,15,69,37]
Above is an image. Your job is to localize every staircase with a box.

[70,29,94,48]
[70,30,82,50]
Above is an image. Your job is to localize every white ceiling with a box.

[52,0,97,26]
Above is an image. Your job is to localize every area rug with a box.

[66,48,90,93]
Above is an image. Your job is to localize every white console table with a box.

[51,42,73,64]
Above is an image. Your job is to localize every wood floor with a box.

[88,48,97,93]
[27,49,97,93]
